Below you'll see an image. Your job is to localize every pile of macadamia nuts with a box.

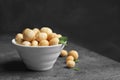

[60,49,79,68]
[15,27,62,46]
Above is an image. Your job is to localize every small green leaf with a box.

[72,67,80,71]
[59,36,68,45]
[74,59,79,63]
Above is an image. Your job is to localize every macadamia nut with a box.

[31,40,38,46]
[40,27,52,34]
[66,56,74,62]
[15,33,23,44]
[39,40,49,46]
[23,29,35,41]
[49,37,59,45]
[36,32,47,41]
[60,49,68,57]
[22,41,31,46]
[68,50,79,60]
[56,34,62,38]
[47,33,57,41]
[22,28,30,34]
[33,28,40,35]
[66,60,75,68]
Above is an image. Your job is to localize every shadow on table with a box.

[0,60,31,72]
[0,59,54,74]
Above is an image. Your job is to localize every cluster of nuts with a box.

[60,49,79,68]
[15,27,62,46]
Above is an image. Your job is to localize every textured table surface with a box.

[1,34,120,80]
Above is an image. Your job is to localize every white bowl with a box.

[12,39,65,71]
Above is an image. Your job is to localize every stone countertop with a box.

[0,34,120,80]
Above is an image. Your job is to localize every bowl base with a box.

[26,65,53,71]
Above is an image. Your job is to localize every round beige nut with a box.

[36,32,47,41]
[39,40,49,46]
[23,29,35,41]
[66,60,75,68]
[66,56,74,62]
[33,28,40,35]
[22,41,31,46]
[40,27,52,34]
[68,50,79,60]
[47,33,57,41]
[15,33,23,44]
[22,28,30,34]
[49,37,59,45]
[31,40,38,46]
[56,34,62,38]
[60,49,68,57]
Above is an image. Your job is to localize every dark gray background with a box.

[0,0,120,61]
